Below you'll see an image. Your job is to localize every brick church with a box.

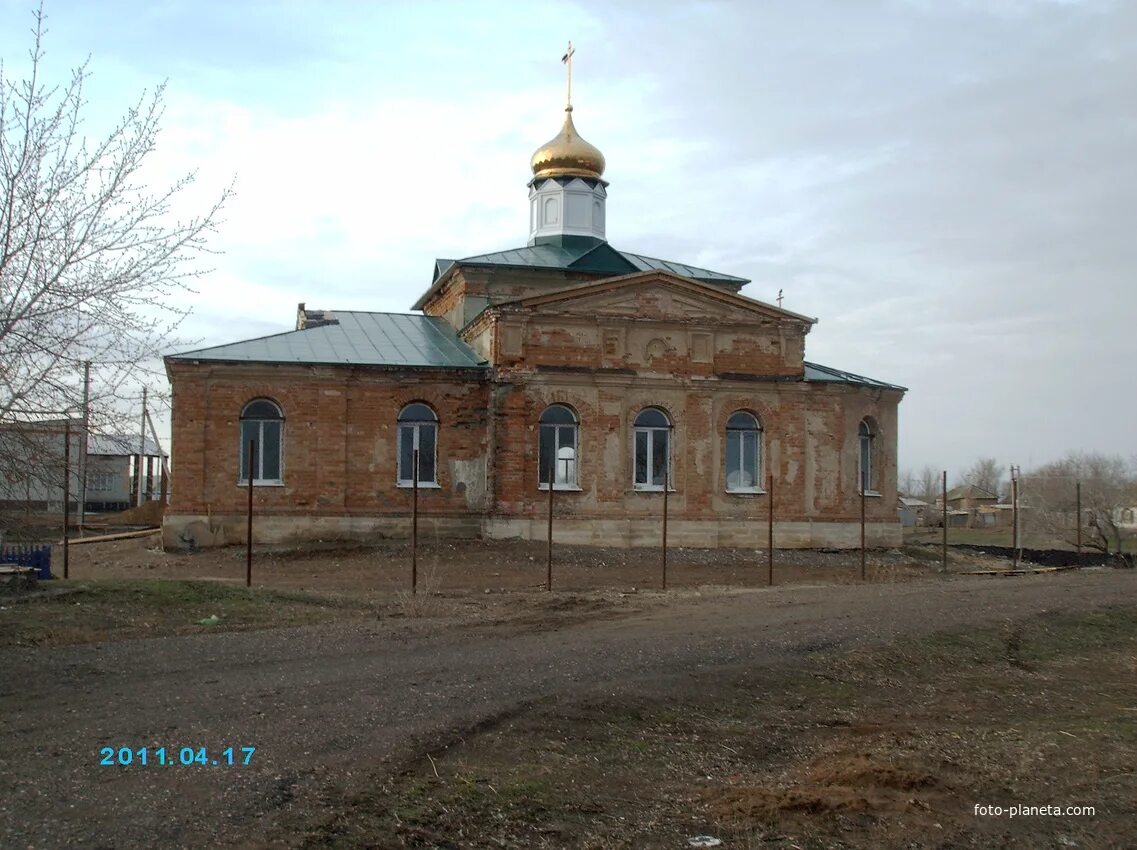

[163,64,906,550]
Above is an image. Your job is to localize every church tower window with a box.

[397,403,438,487]
[538,404,579,489]
[239,399,284,485]
[633,407,671,491]
[725,411,762,493]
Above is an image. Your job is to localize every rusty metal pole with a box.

[941,470,948,573]
[661,465,668,590]
[63,420,71,580]
[767,473,774,587]
[1012,472,1019,570]
[412,448,419,596]
[860,482,866,581]
[1076,481,1082,564]
[547,459,554,592]
[246,439,255,588]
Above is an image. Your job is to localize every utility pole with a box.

[136,387,148,507]
[78,360,91,529]
[144,408,169,503]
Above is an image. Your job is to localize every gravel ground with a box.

[0,567,1133,848]
[62,535,935,595]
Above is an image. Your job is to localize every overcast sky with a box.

[1,0,1133,477]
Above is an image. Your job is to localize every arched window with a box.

[633,407,671,490]
[859,418,877,494]
[397,403,438,486]
[725,411,762,493]
[240,399,284,484]
[538,404,579,489]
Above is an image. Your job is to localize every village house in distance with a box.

[163,53,906,550]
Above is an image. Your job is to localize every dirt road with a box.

[1,568,1134,849]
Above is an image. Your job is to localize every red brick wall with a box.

[484,376,901,524]
[167,362,489,520]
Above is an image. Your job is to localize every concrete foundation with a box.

[164,512,902,550]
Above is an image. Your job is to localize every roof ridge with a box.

[618,247,749,282]
[569,240,636,271]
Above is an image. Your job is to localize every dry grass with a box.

[0,579,374,647]
[297,607,1137,849]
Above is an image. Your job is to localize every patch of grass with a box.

[305,606,1137,849]
[0,579,373,647]
[901,544,947,563]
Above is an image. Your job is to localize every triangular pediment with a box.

[498,271,815,327]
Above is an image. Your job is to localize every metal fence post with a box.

[63,420,71,580]
[767,473,774,587]
[661,465,668,590]
[1012,469,1020,570]
[1075,480,1082,564]
[860,482,866,581]
[412,448,419,596]
[246,439,255,588]
[941,470,948,573]
[547,459,554,592]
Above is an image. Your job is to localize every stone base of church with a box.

[484,517,901,548]
[164,512,901,550]
[162,513,485,549]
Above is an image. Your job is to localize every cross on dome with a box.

[529,41,606,183]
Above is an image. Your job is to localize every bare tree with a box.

[900,464,941,502]
[0,9,229,531]
[1021,452,1136,560]
[956,457,1004,499]
[915,464,941,502]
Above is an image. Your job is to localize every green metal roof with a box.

[803,361,906,392]
[166,311,486,369]
[434,240,749,287]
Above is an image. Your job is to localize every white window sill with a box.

[397,481,441,489]
[239,480,284,487]
[632,486,677,493]
[860,490,882,498]
[538,484,582,492]
[726,489,768,496]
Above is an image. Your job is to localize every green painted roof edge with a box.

[165,311,488,370]
[803,361,907,392]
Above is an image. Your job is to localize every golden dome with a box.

[530,106,606,182]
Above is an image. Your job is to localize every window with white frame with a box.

[725,411,762,493]
[397,403,438,486]
[859,418,877,494]
[538,404,578,489]
[88,470,117,493]
[239,399,284,484]
[633,407,671,490]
